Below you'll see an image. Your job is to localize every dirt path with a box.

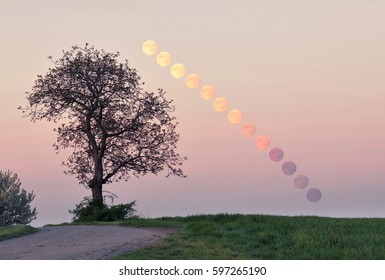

[0,225,171,260]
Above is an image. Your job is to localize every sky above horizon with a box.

[1,0,385,226]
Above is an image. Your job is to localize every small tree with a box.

[20,45,186,212]
[0,170,37,225]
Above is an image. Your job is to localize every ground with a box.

[0,225,171,260]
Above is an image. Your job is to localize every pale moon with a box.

[281,161,297,175]
[142,40,157,56]
[269,147,284,162]
[185,74,200,89]
[307,188,322,202]
[255,135,270,150]
[156,51,172,67]
[213,97,229,112]
[241,123,256,137]
[200,85,216,100]
[227,109,243,124]
[170,63,186,79]
[294,174,309,189]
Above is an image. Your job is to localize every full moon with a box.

[200,85,216,100]
[241,123,256,137]
[213,97,229,112]
[255,135,270,150]
[227,109,243,124]
[170,63,186,79]
[294,174,309,189]
[281,161,297,176]
[269,147,284,162]
[142,40,157,56]
[185,74,200,89]
[156,51,171,67]
[307,188,322,202]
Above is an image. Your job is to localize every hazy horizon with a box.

[1,0,384,227]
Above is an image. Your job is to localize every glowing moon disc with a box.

[227,109,243,124]
[170,63,186,79]
[200,85,216,100]
[281,161,297,175]
[156,52,172,67]
[242,123,256,137]
[307,188,322,202]
[142,40,157,56]
[185,74,200,89]
[269,147,284,162]
[294,174,309,189]
[213,97,229,112]
[255,135,271,150]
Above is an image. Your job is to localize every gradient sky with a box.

[1,0,384,226]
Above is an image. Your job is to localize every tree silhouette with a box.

[20,45,186,211]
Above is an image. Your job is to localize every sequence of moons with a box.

[156,51,172,67]
[170,63,186,79]
[185,74,201,89]
[141,39,323,203]
[255,135,271,150]
[242,123,256,137]
[294,174,309,189]
[213,97,229,112]
[269,147,284,162]
[200,85,216,100]
[142,40,157,56]
[281,161,297,176]
[307,188,322,202]
[227,109,243,124]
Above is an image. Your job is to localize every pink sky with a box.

[1,1,385,226]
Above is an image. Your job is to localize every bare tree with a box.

[20,45,186,211]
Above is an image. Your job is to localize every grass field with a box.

[111,214,385,260]
[0,225,37,241]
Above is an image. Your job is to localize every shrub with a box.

[0,170,37,225]
[69,193,137,222]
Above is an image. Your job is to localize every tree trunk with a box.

[90,182,103,213]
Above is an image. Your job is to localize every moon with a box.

[142,40,157,56]
[294,174,309,189]
[281,161,297,175]
[307,188,322,202]
[156,51,171,67]
[227,109,243,124]
[255,135,270,150]
[213,97,229,112]
[269,147,284,162]
[241,123,256,137]
[200,85,216,100]
[170,63,186,79]
[185,74,200,89]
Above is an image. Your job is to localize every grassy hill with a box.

[0,225,37,241]
[112,214,385,260]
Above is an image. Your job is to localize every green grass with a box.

[111,214,385,260]
[0,225,37,241]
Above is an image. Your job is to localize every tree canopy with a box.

[20,45,186,208]
[0,170,37,225]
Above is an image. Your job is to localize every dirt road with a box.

[0,225,171,260]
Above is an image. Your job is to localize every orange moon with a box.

[213,97,229,112]
[200,85,216,100]
[170,63,186,79]
[227,109,243,124]
[185,74,200,89]
[142,40,157,56]
[156,52,171,67]
[255,135,271,150]
[242,123,256,137]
